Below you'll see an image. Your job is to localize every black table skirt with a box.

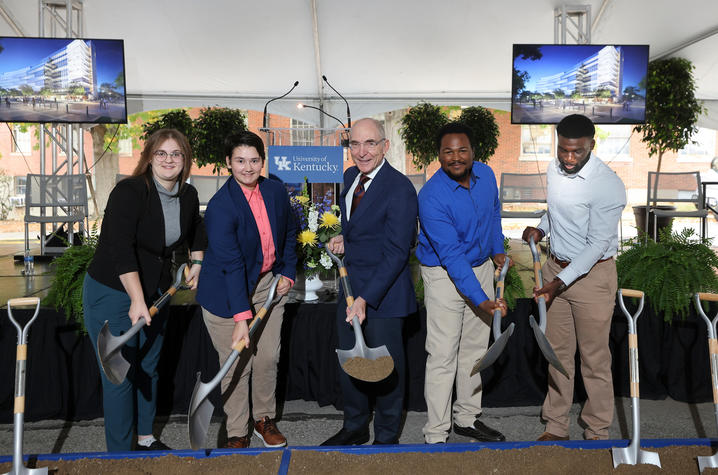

[1,298,715,423]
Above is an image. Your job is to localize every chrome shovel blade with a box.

[471,322,515,376]
[96,321,130,386]
[529,315,569,378]
[187,372,215,451]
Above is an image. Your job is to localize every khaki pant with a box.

[421,261,494,443]
[201,272,287,438]
[541,257,617,439]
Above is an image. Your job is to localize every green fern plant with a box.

[503,238,526,310]
[44,222,99,333]
[616,227,718,321]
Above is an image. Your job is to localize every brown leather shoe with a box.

[223,435,251,448]
[254,416,287,447]
[537,431,569,441]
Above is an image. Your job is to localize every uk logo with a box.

[274,156,291,171]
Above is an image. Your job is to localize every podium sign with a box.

[268,145,343,183]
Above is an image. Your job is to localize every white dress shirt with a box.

[537,153,626,286]
[345,159,385,220]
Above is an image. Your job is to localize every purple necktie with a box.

[351,174,370,215]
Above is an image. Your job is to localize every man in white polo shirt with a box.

[522,114,626,441]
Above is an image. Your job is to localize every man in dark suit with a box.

[322,118,418,446]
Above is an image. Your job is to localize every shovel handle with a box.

[698,292,718,302]
[231,306,268,352]
[8,297,40,307]
[533,261,542,283]
[621,289,644,298]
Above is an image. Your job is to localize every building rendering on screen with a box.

[0,39,97,97]
[535,45,624,100]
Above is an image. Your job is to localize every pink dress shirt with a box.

[233,184,293,322]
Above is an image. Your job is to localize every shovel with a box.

[694,292,718,472]
[188,274,282,450]
[611,288,661,468]
[528,237,569,378]
[326,248,394,383]
[471,258,514,375]
[4,297,48,475]
[97,263,190,385]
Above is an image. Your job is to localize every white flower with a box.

[320,251,332,269]
[308,208,319,232]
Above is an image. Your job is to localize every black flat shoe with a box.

[135,439,172,451]
[454,418,505,442]
[321,427,370,446]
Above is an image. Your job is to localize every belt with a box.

[549,252,612,269]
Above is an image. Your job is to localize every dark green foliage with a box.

[399,102,449,170]
[44,223,99,333]
[457,106,500,164]
[502,238,525,310]
[400,103,501,168]
[141,107,248,173]
[141,109,194,142]
[616,228,718,321]
[633,58,705,173]
[193,107,247,172]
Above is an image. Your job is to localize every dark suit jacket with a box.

[340,162,418,318]
[196,176,297,318]
[88,174,207,299]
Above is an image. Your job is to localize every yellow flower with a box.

[298,230,318,247]
[293,195,310,206]
[320,211,340,229]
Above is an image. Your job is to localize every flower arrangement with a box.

[291,181,342,278]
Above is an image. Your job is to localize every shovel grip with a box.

[8,297,40,307]
[710,339,718,404]
[14,396,24,414]
[698,292,718,302]
[346,295,355,307]
[621,289,644,298]
[533,261,542,283]
[231,306,268,352]
[496,281,504,300]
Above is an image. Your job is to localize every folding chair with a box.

[646,171,708,240]
[24,174,88,255]
[499,172,547,219]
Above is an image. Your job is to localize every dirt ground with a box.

[1,445,717,475]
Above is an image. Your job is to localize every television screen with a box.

[511,44,649,125]
[0,37,127,124]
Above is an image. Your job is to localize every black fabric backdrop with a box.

[1,298,714,424]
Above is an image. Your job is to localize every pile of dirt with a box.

[1,445,716,474]
[342,355,394,382]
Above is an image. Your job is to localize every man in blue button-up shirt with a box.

[417,122,508,444]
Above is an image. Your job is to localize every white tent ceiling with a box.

[1,0,717,128]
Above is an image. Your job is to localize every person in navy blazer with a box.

[322,118,419,446]
[196,131,296,449]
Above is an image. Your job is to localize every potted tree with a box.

[632,57,705,235]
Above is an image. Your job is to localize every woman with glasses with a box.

[196,130,296,449]
[83,128,207,452]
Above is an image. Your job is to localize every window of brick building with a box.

[118,138,133,156]
[678,127,717,162]
[11,125,32,155]
[291,118,314,146]
[519,125,553,160]
[595,125,632,161]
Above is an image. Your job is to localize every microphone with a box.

[297,103,350,148]
[297,103,345,128]
[322,75,351,128]
[262,81,299,129]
